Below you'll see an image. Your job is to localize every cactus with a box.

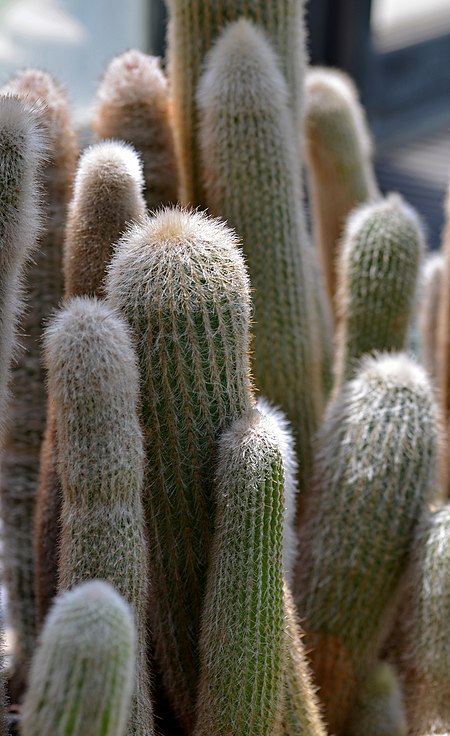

[437,186,450,427]
[346,661,407,736]
[194,409,285,736]
[0,94,46,694]
[22,580,138,736]
[304,67,378,313]
[197,18,332,504]
[282,583,327,736]
[34,140,146,624]
[294,353,440,735]
[393,507,450,735]
[419,253,444,386]
[92,50,179,210]
[44,297,154,736]
[334,195,424,387]
[106,207,254,729]
[256,398,298,582]
[165,0,307,206]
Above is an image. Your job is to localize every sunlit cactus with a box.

[106,207,254,729]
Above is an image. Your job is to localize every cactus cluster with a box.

[0,3,448,736]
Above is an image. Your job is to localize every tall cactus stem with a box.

[22,581,139,736]
[93,50,179,210]
[419,253,444,387]
[294,353,440,735]
[44,297,154,736]
[197,18,332,505]
[0,95,46,695]
[106,207,254,729]
[165,0,307,206]
[194,410,285,736]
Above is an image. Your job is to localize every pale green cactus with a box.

[194,410,285,736]
[294,353,440,735]
[0,94,46,695]
[106,207,254,729]
[304,67,379,313]
[22,581,138,736]
[92,49,179,210]
[334,195,424,387]
[394,507,450,735]
[347,661,407,736]
[419,253,444,387]
[165,0,307,206]
[44,297,154,736]
[197,18,332,506]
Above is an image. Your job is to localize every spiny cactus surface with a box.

[294,353,440,735]
[22,581,138,736]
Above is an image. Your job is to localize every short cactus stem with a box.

[294,353,440,735]
[304,67,378,312]
[44,297,154,736]
[22,581,138,736]
[194,410,285,736]
[165,0,307,206]
[0,94,46,693]
[106,207,254,729]
[346,661,407,736]
[93,50,179,210]
[197,18,331,504]
[334,194,424,387]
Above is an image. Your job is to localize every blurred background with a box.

[0,0,449,248]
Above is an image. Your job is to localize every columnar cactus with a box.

[22,581,138,736]
[346,661,407,736]
[0,94,46,692]
[304,67,378,312]
[34,140,146,624]
[294,353,440,735]
[282,584,327,736]
[44,297,154,736]
[334,195,424,387]
[419,253,444,386]
[106,207,254,729]
[92,50,179,210]
[393,507,450,734]
[194,410,285,736]
[165,0,307,206]
[197,18,331,503]
[437,187,450,425]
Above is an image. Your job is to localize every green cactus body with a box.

[0,75,77,672]
[294,353,440,736]
[334,195,424,387]
[194,410,285,736]
[44,297,154,736]
[304,67,378,313]
[394,507,450,734]
[35,140,146,626]
[346,661,407,736]
[0,95,46,694]
[197,19,331,504]
[419,253,444,387]
[93,50,179,210]
[22,580,138,736]
[437,189,450,428]
[166,0,306,206]
[106,208,254,729]
[282,583,327,736]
